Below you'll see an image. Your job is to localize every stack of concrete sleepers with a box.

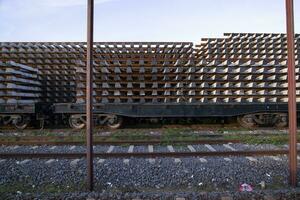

[75,42,195,104]
[0,61,42,103]
[0,35,299,105]
[196,33,300,62]
[193,33,300,103]
[0,42,77,103]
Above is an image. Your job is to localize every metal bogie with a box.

[238,112,288,128]
[68,114,123,129]
[0,114,31,130]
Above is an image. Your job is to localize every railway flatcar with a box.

[0,33,299,129]
[0,61,47,129]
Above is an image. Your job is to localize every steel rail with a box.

[0,139,241,146]
[0,150,292,159]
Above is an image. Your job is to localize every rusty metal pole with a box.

[286,0,297,187]
[86,0,94,191]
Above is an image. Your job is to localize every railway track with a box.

[0,150,291,159]
[0,142,295,160]
[0,139,241,146]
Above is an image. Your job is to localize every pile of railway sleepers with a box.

[0,34,299,105]
[0,42,77,103]
[73,35,300,104]
[75,42,195,104]
[0,61,42,103]
[193,33,300,103]
[196,33,299,63]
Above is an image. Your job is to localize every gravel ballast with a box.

[0,143,298,199]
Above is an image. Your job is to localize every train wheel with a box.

[12,115,31,130]
[274,114,288,128]
[237,114,257,128]
[69,115,85,129]
[106,115,123,129]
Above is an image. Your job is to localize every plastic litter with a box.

[239,183,253,192]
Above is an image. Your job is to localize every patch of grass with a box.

[1,126,298,146]
[216,127,250,133]
[223,134,300,145]
[267,175,286,190]
[0,182,35,194]
[0,181,85,195]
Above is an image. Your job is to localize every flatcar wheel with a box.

[237,114,257,129]
[69,116,85,129]
[275,114,288,128]
[106,115,123,129]
[12,115,30,130]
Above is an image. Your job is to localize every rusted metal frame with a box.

[0,150,292,159]
[86,0,94,191]
[286,0,297,187]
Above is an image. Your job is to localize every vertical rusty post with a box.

[286,0,297,187]
[86,0,94,191]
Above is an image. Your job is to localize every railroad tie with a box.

[45,159,55,165]
[167,145,181,163]
[246,156,258,162]
[19,159,30,165]
[224,143,258,162]
[148,145,155,164]
[223,144,236,151]
[70,159,80,167]
[239,144,258,162]
[204,144,216,152]
[123,145,134,164]
[12,145,19,150]
[223,144,240,162]
[269,156,282,161]
[205,144,232,162]
[69,146,76,150]
[224,158,232,162]
[97,145,115,164]
[107,145,115,153]
[187,145,207,163]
